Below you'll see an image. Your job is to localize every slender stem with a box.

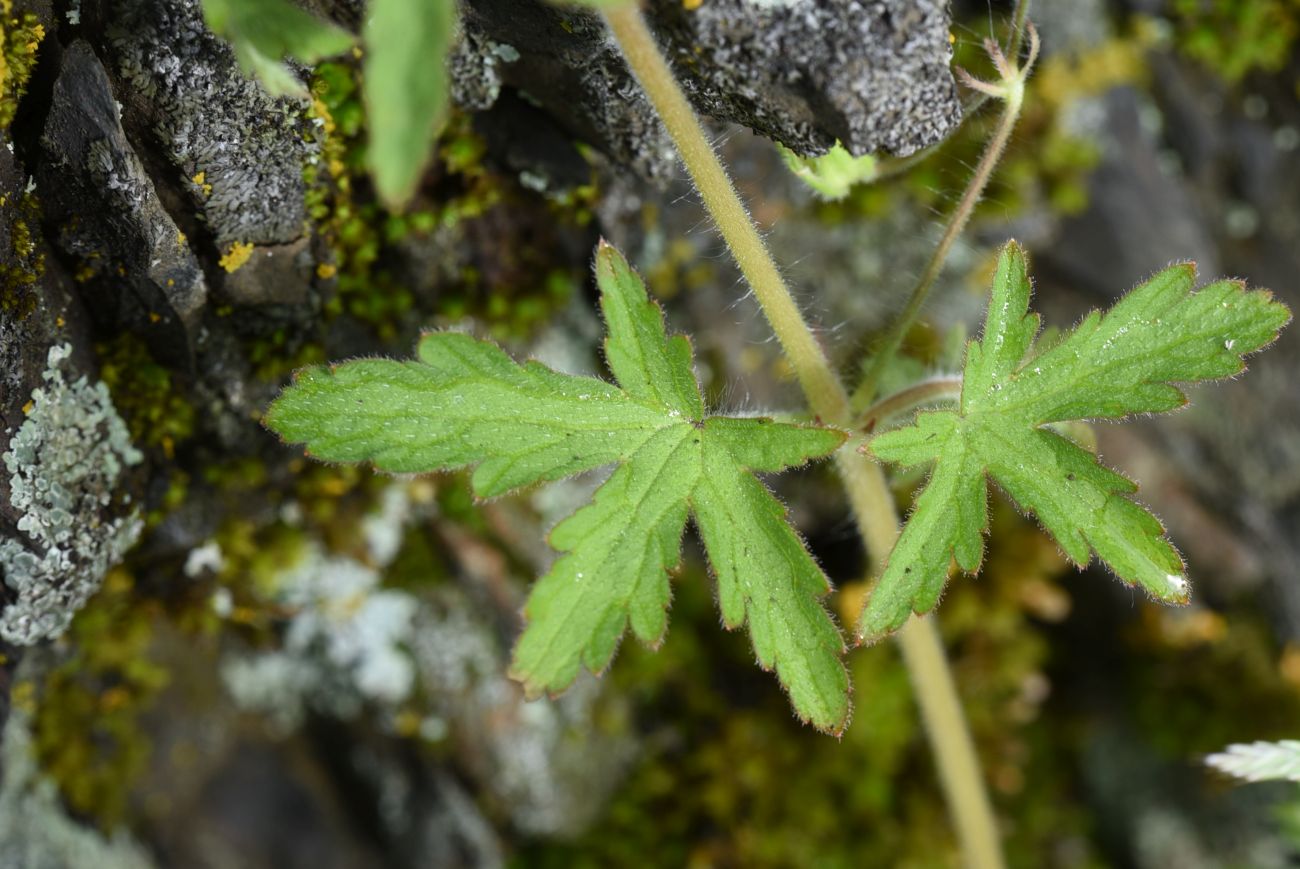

[603,6,1004,867]
[1008,0,1034,63]
[858,377,962,433]
[852,57,1032,412]
[874,0,1034,191]
[602,5,846,423]
[896,616,1004,868]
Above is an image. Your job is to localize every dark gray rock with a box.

[649,0,961,158]
[455,0,961,183]
[37,40,207,367]
[455,0,675,182]
[1035,87,1221,300]
[99,0,317,248]
[0,150,73,440]
[2,104,148,646]
[220,237,315,307]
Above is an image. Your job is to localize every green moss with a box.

[303,59,430,339]
[0,192,46,319]
[1169,0,1299,83]
[213,516,309,606]
[382,517,448,592]
[1127,605,1300,758]
[0,1,43,131]
[30,569,169,827]
[298,61,586,347]
[247,328,327,383]
[96,333,196,455]
[204,457,384,580]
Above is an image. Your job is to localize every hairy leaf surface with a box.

[268,242,850,731]
[858,241,1289,644]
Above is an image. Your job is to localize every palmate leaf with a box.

[267,242,851,732]
[858,241,1289,644]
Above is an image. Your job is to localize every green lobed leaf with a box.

[858,241,1290,644]
[202,0,353,98]
[363,0,458,210]
[267,241,850,732]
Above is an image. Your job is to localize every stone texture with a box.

[649,0,961,158]
[455,0,961,183]
[220,237,315,307]
[98,0,317,248]
[37,40,207,366]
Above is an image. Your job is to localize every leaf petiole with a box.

[858,377,963,434]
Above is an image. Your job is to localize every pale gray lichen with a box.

[222,548,418,730]
[449,28,510,111]
[413,590,634,837]
[0,704,155,869]
[103,0,318,247]
[222,485,419,731]
[0,344,143,645]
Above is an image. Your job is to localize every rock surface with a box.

[37,40,207,366]
[0,1,1297,866]
[99,0,317,249]
[650,0,960,158]
[455,0,961,182]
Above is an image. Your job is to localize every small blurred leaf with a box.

[779,142,878,201]
[1207,740,1300,784]
[202,0,353,98]
[364,0,458,210]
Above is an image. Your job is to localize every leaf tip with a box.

[853,629,886,648]
[1157,572,1192,605]
[518,680,548,703]
[853,619,896,648]
[593,237,623,271]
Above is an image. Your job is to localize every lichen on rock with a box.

[456,0,961,183]
[0,344,143,645]
[649,0,961,157]
[38,40,207,364]
[221,485,420,731]
[0,702,156,869]
[101,0,320,248]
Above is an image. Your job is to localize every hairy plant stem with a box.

[1008,0,1034,62]
[852,34,1036,412]
[603,6,1004,867]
